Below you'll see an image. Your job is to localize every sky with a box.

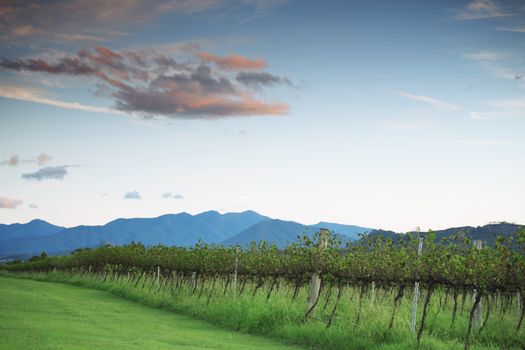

[0,0,524,232]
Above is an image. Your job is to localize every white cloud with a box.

[471,97,525,120]
[395,91,460,111]
[470,110,525,120]
[464,51,502,61]
[490,98,525,109]
[497,26,525,33]
[463,51,523,81]
[0,85,127,115]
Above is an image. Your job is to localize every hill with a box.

[0,219,65,242]
[221,219,371,248]
[0,211,269,257]
[366,222,524,247]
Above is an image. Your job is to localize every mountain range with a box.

[0,211,370,258]
[0,211,522,259]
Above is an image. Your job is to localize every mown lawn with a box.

[0,276,303,350]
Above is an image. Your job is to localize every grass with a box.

[1,271,523,349]
[0,276,303,350]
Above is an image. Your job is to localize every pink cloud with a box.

[0,47,290,119]
[197,51,267,71]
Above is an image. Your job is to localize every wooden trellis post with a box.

[306,228,329,317]
[472,240,483,330]
[233,246,239,299]
[517,291,522,319]
[410,233,424,335]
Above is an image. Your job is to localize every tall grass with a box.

[1,270,522,350]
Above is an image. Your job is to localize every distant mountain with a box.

[0,211,269,257]
[222,219,312,248]
[0,219,65,242]
[365,222,524,247]
[3,213,519,259]
[222,219,372,248]
[310,222,371,240]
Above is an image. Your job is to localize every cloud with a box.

[497,26,525,33]
[236,71,292,88]
[0,0,220,43]
[452,0,514,20]
[490,98,525,109]
[463,51,523,81]
[464,51,502,61]
[470,97,525,120]
[1,155,20,166]
[0,152,52,167]
[22,165,69,181]
[0,47,289,118]
[395,91,460,111]
[162,192,183,199]
[124,191,142,199]
[197,51,267,70]
[238,0,288,22]
[29,203,38,209]
[470,110,525,120]
[0,85,127,115]
[37,153,52,166]
[0,197,23,209]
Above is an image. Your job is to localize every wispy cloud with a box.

[0,85,126,115]
[162,192,184,199]
[489,98,525,109]
[0,1,288,44]
[452,0,514,20]
[0,155,20,166]
[22,165,69,181]
[470,98,525,120]
[497,26,525,33]
[0,197,23,209]
[124,191,142,200]
[239,0,288,22]
[1,152,52,166]
[0,47,290,119]
[29,203,38,209]
[395,91,460,111]
[0,0,220,43]
[470,110,525,120]
[463,51,523,81]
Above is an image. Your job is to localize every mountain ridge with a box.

[1,212,522,259]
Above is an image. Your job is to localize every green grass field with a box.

[0,276,302,350]
[1,272,523,349]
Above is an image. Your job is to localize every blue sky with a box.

[1,0,524,231]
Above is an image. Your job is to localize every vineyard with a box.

[2,229,525,349]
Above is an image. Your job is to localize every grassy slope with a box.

[1,272,522,350]
[0,276,302,350]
